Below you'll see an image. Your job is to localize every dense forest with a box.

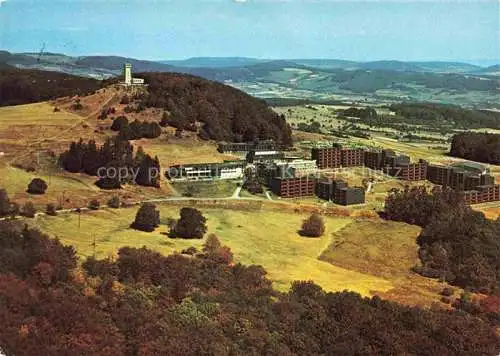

[449,132,500,164]
[135,72,292,145]
[58,136,161,188]
[389,103,500,129]
[0,220,499,355]
[385,186,500,293]
[0,67,100,106]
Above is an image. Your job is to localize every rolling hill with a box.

[2,50,499,107]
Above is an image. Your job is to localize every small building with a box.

[247,150,285,163]
[218,140,277,154]
[316,179,347,201]
[167,161,246,181]
[334,187,365,206]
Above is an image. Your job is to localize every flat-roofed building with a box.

[269,176,317,198]
[341,148,364,167]
[311,147,342,169]
[316,179,347,201]
[334,187,365,206]
[275,159,318,178]
[167,161,246,181]
[389,163,428,181]
[364,150,383,170]
[427,164,453,185]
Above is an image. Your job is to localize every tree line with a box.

[449,132,500,164]
[110,116,162,140]
[0,67,100,106]
[390,103,500,130]
[384,186,500,294]
[0,219,498,355]
[58,136,160,188]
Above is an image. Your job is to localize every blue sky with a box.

[0,0,498,64]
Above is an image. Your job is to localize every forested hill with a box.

[137,72,293,145]
[0,67,101,106]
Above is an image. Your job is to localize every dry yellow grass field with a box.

[35,205,394,296]
[319,219,449,307]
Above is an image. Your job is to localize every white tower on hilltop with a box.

[124,63,132,86]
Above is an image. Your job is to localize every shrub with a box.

[88,200,100,210]
[95,177,122,190]
[9,202,20,218]
[46,203,57,216]
[27,178,48,195]
[182,184,200,197]
[0,189,11,216]
[120,95,130,105]
[22,202,36,218]
[300,213,325,237]
[441,287,454,297]
[131,203,160,232]
[110,116,129,131]
[171,207,207,239]
[107,196,121,209]
[181,247,198,255]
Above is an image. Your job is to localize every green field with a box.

[35,205,394,295]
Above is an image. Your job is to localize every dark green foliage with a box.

[390,103,500,130]
[138,72,293,145]
[21,202,36,218]
[27,178,48,194]
[0,218,498,355]
[171,207,207,239]
[159,111,169,127]
[385,186,500,293]
[0,68,100,106]
[384,185,464,227]
[120,94,130,105]
[342,106,378,119]
[0,188,11,216]
[107,196,121,209]
[59,136,160,187]
[88,199,100,210]
[110,116,129,131]
[98,106,116,120]
[450,132,500,164]
[182,184,200,197]
[95,177,122,190]
[300,213,325,237]
[46,203,57,216]
[131,203,160,232]
[117,119,162,140]
[297,120,321,133]
[70,99,83,111]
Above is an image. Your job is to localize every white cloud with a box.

[0,0,7,6]
[233,0,248,3]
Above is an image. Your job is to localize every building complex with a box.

[166,140,498,206]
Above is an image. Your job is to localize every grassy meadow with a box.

[35,204,396,296]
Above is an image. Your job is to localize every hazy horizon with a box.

[0,0,498,65]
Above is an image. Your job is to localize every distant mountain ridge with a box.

[1,50,498,108]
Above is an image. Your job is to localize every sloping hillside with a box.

[0,67,101,106]
[138,72,292,145]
